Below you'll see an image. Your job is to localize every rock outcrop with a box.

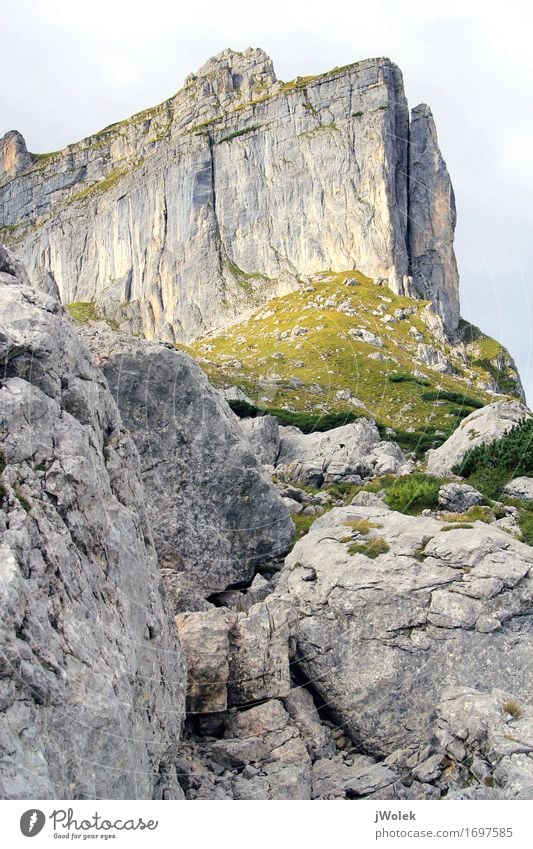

[503,477,533,502]
[274,419,412,486]
[1,49,460,340]
[408,104,460,332]
[272,502,532,760]
[78,323,294,598]
[427,400,531,476]
[0,250,186,799]
[0,131,32,181]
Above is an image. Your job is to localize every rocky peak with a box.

[183,47,278,108]
[408,102,460,333]
[0,130,31,182]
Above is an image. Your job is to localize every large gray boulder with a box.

[503,477,533,503]
[0,263,186,799]
[79,323,293,597]
[438,482,484,513]
[274,418,412,486]
[427,400,531,476]
[272,502,533,763]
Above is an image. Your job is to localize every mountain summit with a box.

[2,49,459,340]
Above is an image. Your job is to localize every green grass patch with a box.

[453,418,533,480]
[384,474,441,515]
[66,301,119,330]
[291,512,318,543]
[343,518,383,534]
[66,302,100,323]
[517,509,533,545]
[387,373,431,386]
[441,523,474,531]
[218,125,261,144]
[348,538,390,558]
[421,390,484,409]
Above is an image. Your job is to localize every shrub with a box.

[387,373,431,386]
[227,399,259,418]
[421,390,484,409]
[343,518,383,534]
[466,466,510,500]
[452,418,533,479]
[267,408,362,434]
[502,700,522,718]
[384,474,441,515]
[348,538,390,558]
[518,509,533,546]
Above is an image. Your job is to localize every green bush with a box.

[384,474,441,515]
[348,538,390,558]
[227,399,259,418]
[379,425,450,456]
[518,509,533,546]
[466,466,510,500]
[387,372,431,386]
[421,390,484,409]
[266,408,362,434]
[452,418,533,479]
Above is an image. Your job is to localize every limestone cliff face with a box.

[408,104,460,331]
[0,48,460,341]
[0,246,186,799]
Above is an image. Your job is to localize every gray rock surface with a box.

[427,400,531,476]
[272,503,533,759]
[1,50,459,338]
[275,419,412,486]
[0,130,32,181]
[438,483,484,513]
[408,105,460,334]
[239,415,280,466]
[503,477,533,502]
[408,688,533,799]
[176,600,292,713]
[0,265,186,799]
[79,323,293,596]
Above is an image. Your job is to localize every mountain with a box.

[0,48,463,344]
[1,49,532,802]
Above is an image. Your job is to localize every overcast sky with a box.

[2,0,532,403]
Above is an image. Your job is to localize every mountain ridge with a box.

[1,48,460,344]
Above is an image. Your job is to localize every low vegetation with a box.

[218,125,261,144]
[453,418,533,480]
[348,538,390,558]
[383,474,441,515]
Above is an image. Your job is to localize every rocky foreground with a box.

[1,245,531,800]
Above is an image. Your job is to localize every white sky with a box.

[1,0,532,402]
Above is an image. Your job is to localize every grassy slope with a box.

[181,270,519,442]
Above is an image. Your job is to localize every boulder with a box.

[427,400,531,476]
[438,483,484,513]
[405,688,533,799]
[272,504,533,761]
[176,600,292,713]
[503,477,533,502]
[79,323,293,596]
[0,267,186,799]
[239,414,280,466]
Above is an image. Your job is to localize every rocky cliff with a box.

[0,246,186,799]
[77,322,294,601]
[0,48,460,341]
